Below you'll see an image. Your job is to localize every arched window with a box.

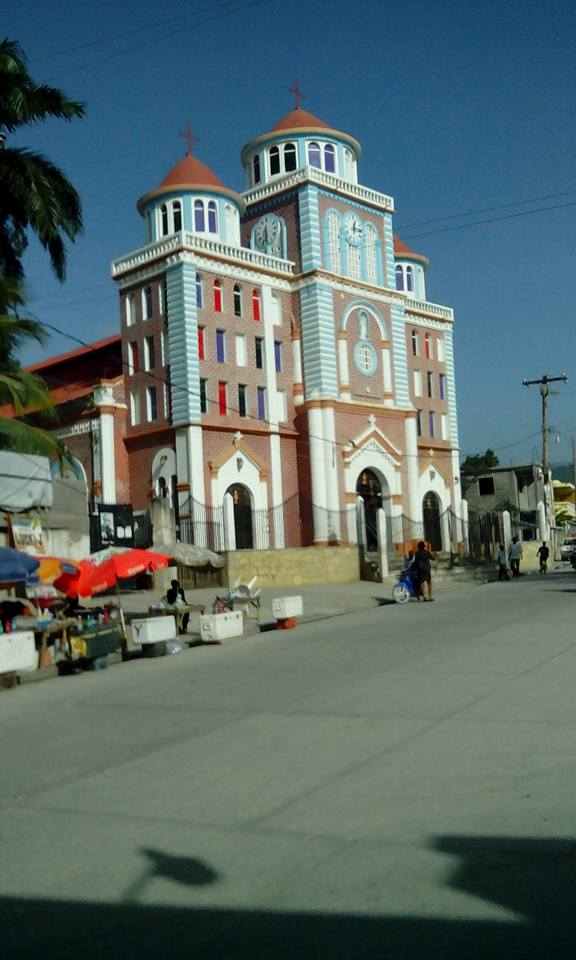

[213,279,223,313]
[347,244,361,280]
[160,203,169,236]
[308,142,321,168]
[252,289,261,322]
[196,273,203,308]
[324,144,335,173]
[269,146,280,175]
[172,200,182,232]
[145,210,152,241]
[194,199,205,231]
[406,265,414,292]
[411,329,419,357]
[327,212,341,274]
[284,142,297,171]
[143,285,153,320]
[253,154,261,184]
[207,200,218,233]
[395,265,404,291]
[233,284,243,317]
[424,333,431,359]
[125,293,135,326]
[364,224,378,285]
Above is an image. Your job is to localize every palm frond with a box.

[0,414,62,456]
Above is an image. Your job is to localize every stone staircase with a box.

[431,553,494,584]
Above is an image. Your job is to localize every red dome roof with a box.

[270,107,332,133]
[159,153,224,189]
[393,234,429,267]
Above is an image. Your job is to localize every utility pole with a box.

[523,373,567,539]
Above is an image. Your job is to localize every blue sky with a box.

[4,0,576,465]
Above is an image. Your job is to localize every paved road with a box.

[2,570,576,958]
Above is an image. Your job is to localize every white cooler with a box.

[199,610,243,641]
[272,596,303,619]
[0,631,37,673]
[131,616,176,645]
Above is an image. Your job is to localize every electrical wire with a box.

[397,188,576,230]
[403,199,576,241]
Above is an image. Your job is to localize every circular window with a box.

[354,340,377,376]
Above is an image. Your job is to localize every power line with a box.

[403,199,576,241]
[397,188,576,230]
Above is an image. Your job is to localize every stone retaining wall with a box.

[225,546,360,587]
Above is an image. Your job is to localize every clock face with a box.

[344,214,363,246]
[254,215,281,253]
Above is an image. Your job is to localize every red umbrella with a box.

[55,548,169,598]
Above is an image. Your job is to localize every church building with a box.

[50,101,463,558]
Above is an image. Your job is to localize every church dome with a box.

[393,235,429,268]
[137,153,241,213]
[269,107,334,133]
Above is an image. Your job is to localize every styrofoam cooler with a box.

[272,596,303,619]
[0,631,37,673]
[131,616,176,645]
[199,610,243,641]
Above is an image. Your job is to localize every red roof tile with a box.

[159,153,224,189]
[393,234,429,265]
[270,107,332,132]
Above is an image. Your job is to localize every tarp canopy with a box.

[0,453,53,512]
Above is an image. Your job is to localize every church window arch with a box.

[342,302,387,341]
[196,273,203,308]
[406,265,414,292]
[143,285,153,320]
[252,289,261,322]
[411,329,419,357]
[172,200,182,232]
[145,210,152,242]
[213,279,223,313]
[194,199,205,231]
[395,264,404,290]
[307,142,321,168]
[233,284,243,317]
[284,142,297,171]
[125,293,135,326]
[364,224,379,285]
[347,242,361,280]
[208,200,218,233]
[253,154,261,184]
[324,143,336,173]
[325,211,342,274]
[269,145,280,175]
[160,203,169,236]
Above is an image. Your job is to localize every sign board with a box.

[90,504,135,552]
[11,516,46,555]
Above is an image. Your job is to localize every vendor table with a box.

[23,618,76,670]
[69,625,122,661]
[148,603,206,634]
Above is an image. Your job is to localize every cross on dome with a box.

[288,80,305,109]
[179,120,198,155]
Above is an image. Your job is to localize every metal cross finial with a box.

[289,80,305,109]
[179,121,198,155]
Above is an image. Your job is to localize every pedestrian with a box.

[414,540,434,601]
[497,544,509,581]
[508,536,523,577]
[166,578,190,634]
[537,541,549,575]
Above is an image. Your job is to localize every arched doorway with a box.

[356,469,383,551]
[423,491,442,550]
[227,484,253,550]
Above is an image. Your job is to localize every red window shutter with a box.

[252,290,261,321]
[218,382,227,415]
[198,327,204,360]
[214,281,222,312]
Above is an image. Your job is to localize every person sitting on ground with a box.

[165,579,190,634]
[537,541,549,575]
[414,541,435,602]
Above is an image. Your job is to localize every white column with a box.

[382,347,393,398]
[502,509,511,553]
[322,405,341,541]
[347,501,357,544]
[269,433,285,549]
[377,507,389,578]
[292,335,303,390]
[98,411,116,503]
[176,425,206,546]
[337,335,351,401]
[537,500,547,540]
[261,284,278,429]
[223,492,236,551]
[404,416,420,521]
[308,405,327,542]
[356,495,366,549]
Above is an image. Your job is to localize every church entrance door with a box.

[356,469,382,551]
[227,484,253,550]
[423,492,442,551]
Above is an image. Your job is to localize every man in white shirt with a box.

[508,537,523,578]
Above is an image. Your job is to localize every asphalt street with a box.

[1,568,576,958]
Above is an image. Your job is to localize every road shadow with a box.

[3,836,576,958]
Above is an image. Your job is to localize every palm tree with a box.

[0,37,85,281]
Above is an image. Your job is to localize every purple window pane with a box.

[439,374,446,400]
[395,265,403,291]
[308,143,321,168]
[208,201,217,233]
[194,200,205,231]
[324,144,335,172]
[257,386,266,420]
[216,330,225,363]
[429,411,435,438]
[274,341,282,373]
